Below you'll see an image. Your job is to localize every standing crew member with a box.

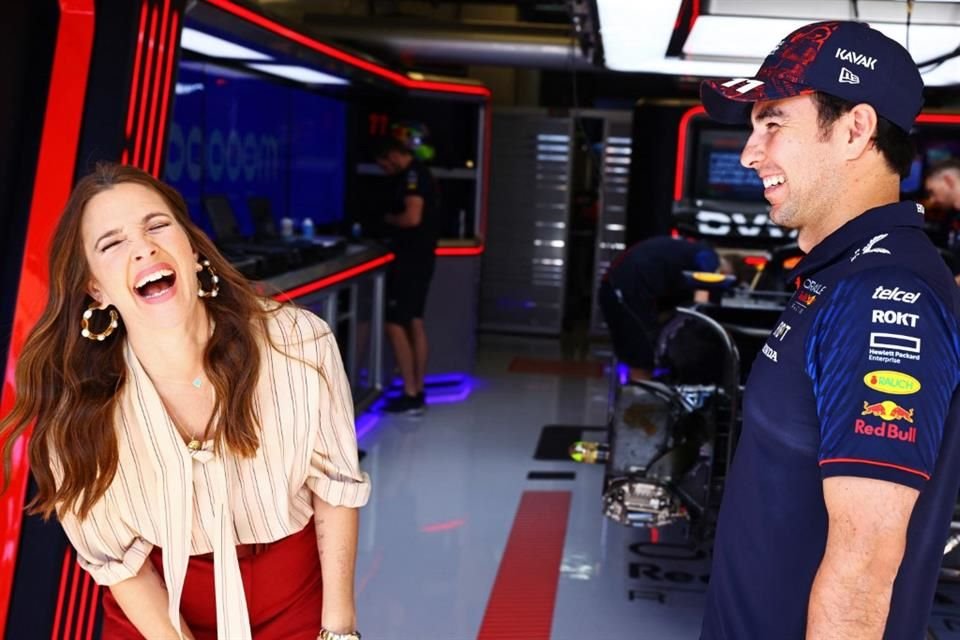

[699,21,960,639]
[598,236,723,382]
[374,138,439,415]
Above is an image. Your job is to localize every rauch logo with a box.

[863,370,921,395]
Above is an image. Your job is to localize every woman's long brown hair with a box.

[1,162,273,520]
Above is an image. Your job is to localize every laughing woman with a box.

[0,163,368,640]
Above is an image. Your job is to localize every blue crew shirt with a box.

[701,202,960,640]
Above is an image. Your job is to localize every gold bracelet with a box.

[318,629,361,640]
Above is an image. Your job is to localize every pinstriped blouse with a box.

[54,304,371,640]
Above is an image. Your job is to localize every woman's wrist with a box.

[318,628,361,640]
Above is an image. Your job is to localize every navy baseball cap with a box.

[701,21,924,133]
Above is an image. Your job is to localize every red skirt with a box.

[101,522,322,639]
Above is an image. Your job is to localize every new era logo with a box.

[839,67,860,85]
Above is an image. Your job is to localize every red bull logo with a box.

[861,400,915,423]
[854,419,917,443]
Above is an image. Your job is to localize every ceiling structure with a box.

[244,1,960,90]
[249,0,594,72]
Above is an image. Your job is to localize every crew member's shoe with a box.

[384,393,425,416]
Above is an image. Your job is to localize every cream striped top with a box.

[54,304,371,640]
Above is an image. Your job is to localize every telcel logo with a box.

[872,286,921,304]
[863,370,921,395]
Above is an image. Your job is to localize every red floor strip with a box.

[476,491,572,640]
[508,357,605,379]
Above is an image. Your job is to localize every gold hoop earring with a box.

[81,303,119,341]
[197,259,220,298]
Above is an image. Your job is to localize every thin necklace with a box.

[150,374,211,451]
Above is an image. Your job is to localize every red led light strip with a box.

[272,254,395,301]
[0,1,95,633]
[62,564,82,639]
[917,113,960,125]
[124,1,149,143]
[203,0,490,97]
[143,0,172,173]
[50,547,73,638]
[152,10,181,175]
[436,246,484,257]
[125,0,180,174]
[133,4,160,167]
[84,584,99,640]
[673,105,706,202]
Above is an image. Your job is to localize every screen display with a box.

[164,60,346,238]
[692,129,765,203]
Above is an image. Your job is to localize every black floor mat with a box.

[534,425,605,461]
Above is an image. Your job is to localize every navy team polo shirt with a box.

[701,202,960,640]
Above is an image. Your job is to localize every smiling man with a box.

[699,21,960,639]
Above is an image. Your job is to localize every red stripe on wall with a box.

[62,559,81,639]
[0,1,95,632]
[144,0,171,174]
[50,547,74,639]
[152,10,181,176]
[133,4,159,167]
[84,584,100,640]
[72,571,92,640]
[476,491,571,640]
[125,1,149,138]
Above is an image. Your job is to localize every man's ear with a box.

[843,103,879,161]
[943,171,959,190]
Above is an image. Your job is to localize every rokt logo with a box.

[871,310,919,328]
[863,370,921,395]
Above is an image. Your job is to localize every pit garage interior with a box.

[5,1,960,639]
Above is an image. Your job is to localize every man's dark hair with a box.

[927,158,960,180]
[372,137,412,160]
[812,92,916,178]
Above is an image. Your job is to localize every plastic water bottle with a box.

[302,217,314,240]
[280,217,294,239]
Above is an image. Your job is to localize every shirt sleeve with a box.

[806,267,960,490]
[303,316,371,508]
[56,495,153,586]
[403,167,425,198]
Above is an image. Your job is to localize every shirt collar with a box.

[786,201,924,282]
